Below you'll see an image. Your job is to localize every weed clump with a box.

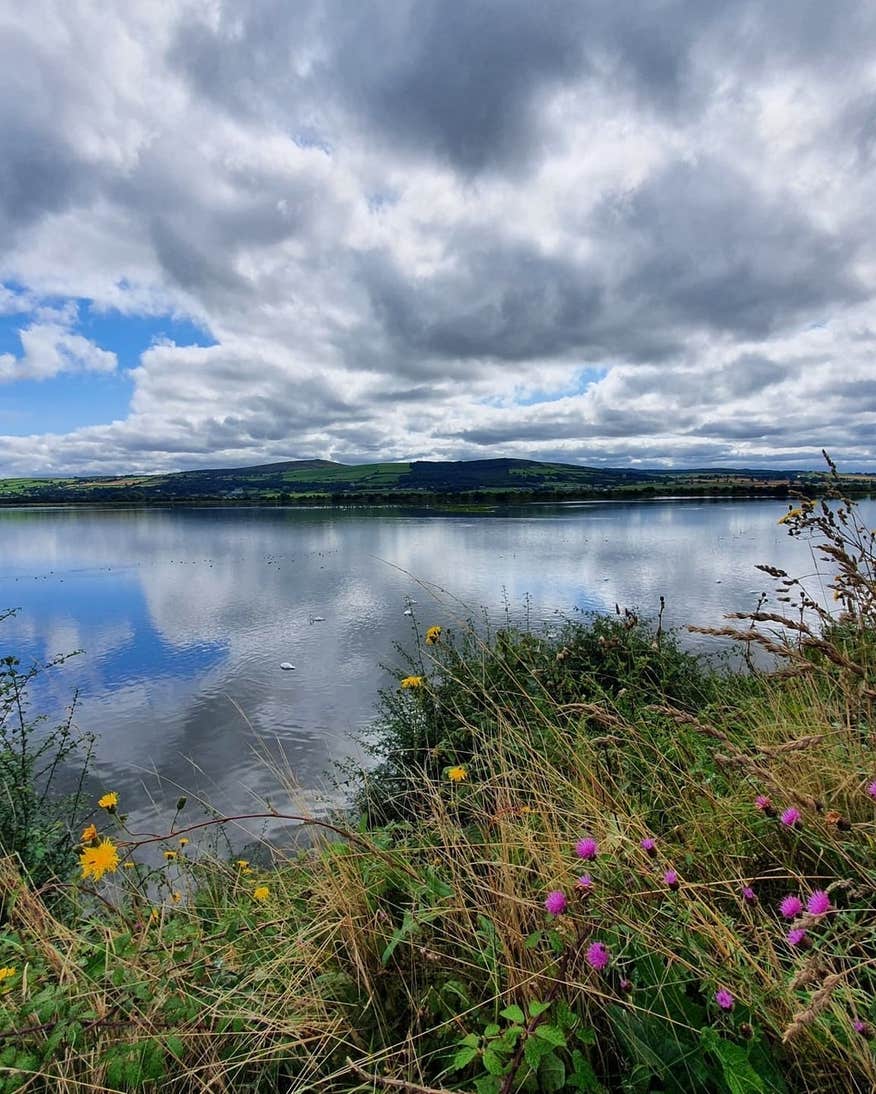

[0,470,874,1091]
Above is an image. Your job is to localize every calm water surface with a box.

[1,499,870,841]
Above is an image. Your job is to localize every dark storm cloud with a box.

[357,241,604,366]
[595,160,864,341]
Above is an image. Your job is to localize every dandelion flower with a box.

[779,894,804,919]
[585,942,610,971]
[236,859,250,870]
[742,886,757,905]
[253,885,270,903]
[780,807,801,828]
[179,837,189,847]
[447,766,467,783]
[786,927,808,947]
[663,869,679,890]
[575,837,598,860]
[80,823,98,843]
[715,989,734,1011]
[425,626,442,646]
[640,837,657,857]
[544,890,567,915]
[171,891,182,903]
[98,791,118,811]
[79,838,120,882]
[806,890,832,917]
[0,967,16,983]
[164,850,178,861]
[400,675,424,690]
[576,874,594,894]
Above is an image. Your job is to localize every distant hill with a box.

[0,457,873,506]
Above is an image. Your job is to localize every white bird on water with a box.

[280,662,295,671]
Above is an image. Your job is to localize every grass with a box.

[0,481,874,1091]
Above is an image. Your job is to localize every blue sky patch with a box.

[0,292,215,436]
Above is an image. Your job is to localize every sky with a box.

[1,1,875,476]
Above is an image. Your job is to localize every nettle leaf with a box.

[500,1004,526,1024]
[533,1024,566,1048]
[482,1048,505,1076]
[538,1051,566,1092]
[529,1000,552,1018]
[524,1035,553,1069]
[451,1046,479,1071]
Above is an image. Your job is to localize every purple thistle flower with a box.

[754,795,774,814]
[742,886,757,905]
[786,927,808,947]
[806,890,832,917]
[663,869,679,890]
[779,894,804,919]
[576,873,594,894]
[853,1018,872,1038]
[618,977,633,994]
[867,781,876,800]
[544,890,568,916]
[715,988,735,1011]
[780,807,801,828]
[575,837,598,861]
[640,837,657,857]
[585,942,610,970]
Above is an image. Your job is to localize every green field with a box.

[0,457,873,506]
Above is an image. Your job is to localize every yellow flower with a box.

[178,838,189,847]
[123,861,136,869]
[236,859,250,869]
[171,891,182,903]
[253,886,270,902]
[149,908,159,923]
[164,850,178,861]
[777,507,803,525]
[447,766,468,783]
[0,967,16,983]
[80,823,98,843]
[98,791,118,810]
[400,675,424,690]
[79,838,120,882]
[425,625,442,646]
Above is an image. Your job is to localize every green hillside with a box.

[0,457,873,506]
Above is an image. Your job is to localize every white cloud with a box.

[0,1,874,473]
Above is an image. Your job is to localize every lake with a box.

[1,498,870,841]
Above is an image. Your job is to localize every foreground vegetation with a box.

[2,455,875,507]
[0,483,874,1090]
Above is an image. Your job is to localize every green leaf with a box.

[569,1049,604,1092]
[528,1000,552,1018]
[533,1024,566,1048]
[451,1046,479,1071]
[484,1023,501,1038]
[460,1032,480,1048]
[524,1036,553,1069]
[538,1052,566,1093]
[500,1004,526,1024]
[524,930,542,949]
[482,1048,505,1077]
[703,1034,766,1094]
[474,1077,501,1094]
[575,1027,597,1046]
